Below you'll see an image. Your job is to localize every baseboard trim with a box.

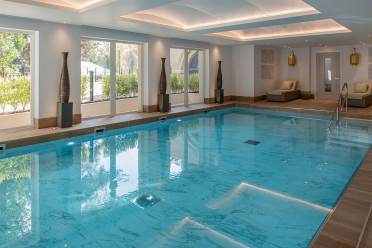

[228,95,266,102]
[205,95,266,103]
[34,114,82,129]
[143,104,158,113]
[204,98,215,104]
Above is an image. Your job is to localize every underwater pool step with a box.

[327,137,370,149]
[328,133,372,145]
[328,127,372,146]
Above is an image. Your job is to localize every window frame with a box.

[80,37,144,119]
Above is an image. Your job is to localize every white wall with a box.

[231,44,255,97]
[0,15,81,119]
[254,46,280,96]
[278,44,371,97]
[0,14,232,123]
[278,47,311,92]
[231,45,283,97]
[310,45,370,95]
[210,45,233,96]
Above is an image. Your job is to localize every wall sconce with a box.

[350,48,360,66]
[288,50,296,66]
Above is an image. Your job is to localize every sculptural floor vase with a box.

[216,61,224,103]
[57,52,73,128]
[158,58,169,112]
[59,52,70,103]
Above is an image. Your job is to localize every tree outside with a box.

[0,31,31,114]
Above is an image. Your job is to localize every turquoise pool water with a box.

[0,108,370,248]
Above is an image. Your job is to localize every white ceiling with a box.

[1,0,372,46]
[211,19,351,42]
[121,0,319,31]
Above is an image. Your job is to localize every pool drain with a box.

[245,140,260,145]
[132,194,161,209]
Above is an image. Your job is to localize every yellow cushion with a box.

[280,80,294,90]
[354,83,369,93]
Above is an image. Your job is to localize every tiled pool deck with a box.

[0,99,371,248]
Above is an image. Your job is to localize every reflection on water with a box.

[0,154,32,245]
[0,117,213,247]
[0,110,367,248]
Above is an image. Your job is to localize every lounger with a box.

[267,80,300,102]
[348,82,372,108]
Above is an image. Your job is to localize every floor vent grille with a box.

[0,144,6,151]
[132,194,161,209]
[94,127,106,135]
[245,140,260,145]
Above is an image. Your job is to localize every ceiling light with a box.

[210,19,351,42]
[7,0,112,12]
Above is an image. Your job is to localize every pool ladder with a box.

[328,82,348,132]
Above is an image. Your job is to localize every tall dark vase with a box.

[59,52,70,103]
[215,61,224,103]
[158,58,169,112]
[57,52,73,128]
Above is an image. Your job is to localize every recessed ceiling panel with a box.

[121,0,319,31]
[210,19,351,41]
[6,0,113,11]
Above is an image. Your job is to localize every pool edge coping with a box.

[1,101,372,150]
[310,149,372,248]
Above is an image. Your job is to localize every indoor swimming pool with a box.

[0,108,371,248]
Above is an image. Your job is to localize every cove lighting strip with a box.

[210,19,351,41]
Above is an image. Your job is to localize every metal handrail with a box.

[328,82,348,132]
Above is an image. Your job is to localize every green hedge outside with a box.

[0,76,30,113]
[80,72,199,100]
[103,74,138,98]
[170,73,199,93]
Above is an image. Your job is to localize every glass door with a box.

[170,48,205,107]
[316,52,340,100]
[81,39,111,118]
[115,43,141,114]
[170,48,185,106]
[81,39,142,119]
[187,50,204,105]
[0,30,32,129]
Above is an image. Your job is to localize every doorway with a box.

[170,48,205,107]
[80,39,142,119]
[316,52,341,100]
[0,29,33,129]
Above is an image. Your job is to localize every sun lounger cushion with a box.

[349,93,369,100]
[280,80,296,90]
[354,82,370,93]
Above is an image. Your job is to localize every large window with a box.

[170,48,205,106]
[116,43,140,114]
[81,39,141,119]
[81,40,111,118]
[0,30,32,129]
[170,48,185,106]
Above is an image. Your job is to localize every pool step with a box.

[328,126,372,147]
[327,138,370,149]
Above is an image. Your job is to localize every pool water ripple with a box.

[0,108,370,248]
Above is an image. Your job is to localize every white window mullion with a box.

[110,41,116,116]
[184,49,189,106]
